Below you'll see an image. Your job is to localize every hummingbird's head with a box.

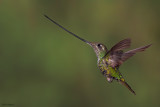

[87,42,108,58]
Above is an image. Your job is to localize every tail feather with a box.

[119,79,136,95]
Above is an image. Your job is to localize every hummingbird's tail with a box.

[119,78,136,95]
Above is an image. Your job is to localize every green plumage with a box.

[98,54,123,81]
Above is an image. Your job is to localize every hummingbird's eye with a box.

[97,44,102,49]
[97,44,101,47]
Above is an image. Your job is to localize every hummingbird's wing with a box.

[108,44,151,68]
[109,38,131,52]
[120,44,152,62]
[107,38,131,67]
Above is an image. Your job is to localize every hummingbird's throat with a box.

[98,51,107,59]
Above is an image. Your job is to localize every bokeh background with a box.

[0,0,160,107]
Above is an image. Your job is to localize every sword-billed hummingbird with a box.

[44,15,151,95]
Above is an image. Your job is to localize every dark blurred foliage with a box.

[0,0,160,107]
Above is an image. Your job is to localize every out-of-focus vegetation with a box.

[0,0,159,107]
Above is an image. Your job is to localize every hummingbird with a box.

[44,15,151,95]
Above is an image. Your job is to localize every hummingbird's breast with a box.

[98,57,110,76]
[98,56,123,80]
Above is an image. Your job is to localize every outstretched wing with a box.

[107,38,151,68]
[120,44,152,62]
[109,38,131,52]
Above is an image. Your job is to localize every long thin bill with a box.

[44,15,89,44]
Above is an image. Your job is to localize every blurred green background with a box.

[0,0,160,107]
